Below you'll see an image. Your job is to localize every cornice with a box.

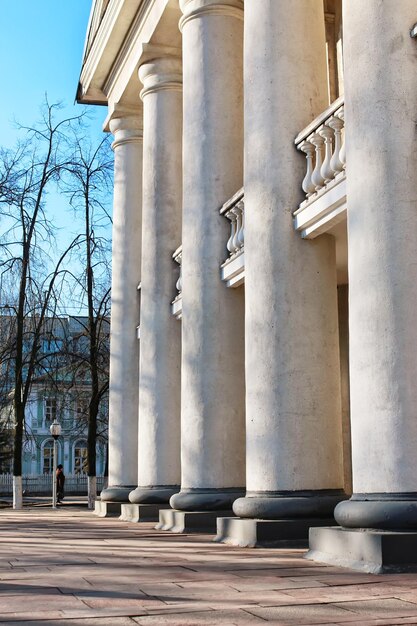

[78,0,143,104]
[103,0,160,96]
[103,3,182,106]
[84,0,109,61]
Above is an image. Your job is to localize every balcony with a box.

[171,245,182,320]
[174,98,347,303]
[293,96,346,239]
[220,188,245,288]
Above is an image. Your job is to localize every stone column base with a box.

[170,488,244,512]
[129,486,179,505]
[307,526,417,573]
[101,485,136,502]
[120,503,170,523]
[94,501,122,517]
[215,517,334,548]
[156,509,233,533]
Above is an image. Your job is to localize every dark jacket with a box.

[56,468,65,498]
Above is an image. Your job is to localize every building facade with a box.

[0,315,108,477]
[18,379,107,477]
[78,0,417,572]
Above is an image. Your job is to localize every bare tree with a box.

[63,134,112,508]
[0,101,84,508]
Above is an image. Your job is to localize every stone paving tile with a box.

[394,592,417,604]
[0,610,65,624]
[327,618,417,626]
[83,567,241,584]
[72,588,168,609]
[244,591,394,609]
[59,582,145,594]
[269,582,417,603]
[225,576,329,591]
[136,580,292,607]
[1,618,137,625]
[0,582,63,596]
[313,574,389,586]
[333,597,417,618]
[229,566,338,578]
[58,608,149,619]
[3,508,417,624]
[0,591,87,614]
[245,602,358,623]
[132,608,264,624]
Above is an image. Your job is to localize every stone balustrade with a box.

[225,197,245,255]
[171,245,182,319]
[293,96,346,239]
[220,188,245,287]
[297,96,345,196]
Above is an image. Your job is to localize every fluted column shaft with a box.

[335,0,417,530]
[170,0,245,512]
[233,0,344,521]
[102,116,142,502]
[129,58,182,505]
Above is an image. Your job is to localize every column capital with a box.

[179,0,243,31]
[109,115,143,150]
[138,57,182,100]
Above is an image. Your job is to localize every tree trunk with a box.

[13,390,24,509]
[88,475,97,509]
[13,476,23,510]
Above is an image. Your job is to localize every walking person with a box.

[56,464,65,504]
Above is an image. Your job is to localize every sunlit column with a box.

[220,0,345,546]
[129,58,182,505]
[170,0,245,514]
[101,115,142,502]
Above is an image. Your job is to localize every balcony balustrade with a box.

[294,95,346,238]
[171,245,182,319]
[170,100,347,302]
[220,187,245,288]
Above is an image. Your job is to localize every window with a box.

[45,398,57,423]
[76,399,88,420]
[74,442,88,475]
[42,339,63,354]
[43,441,54,474]
[0,444,13,473]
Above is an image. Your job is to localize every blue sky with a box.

[0,0,104,146]
[0,1,112,313]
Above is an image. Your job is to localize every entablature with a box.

[78,0,182,110]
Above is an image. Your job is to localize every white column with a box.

[170,0,245,512]
[233,0,344,522]
[335,0,417,530]
[101,115,142,502]
[129,58,182,505]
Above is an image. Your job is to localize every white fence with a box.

[0,474,106,496]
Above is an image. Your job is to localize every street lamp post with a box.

[50,420,62,509]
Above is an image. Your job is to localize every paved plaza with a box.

[1,508,417,625]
